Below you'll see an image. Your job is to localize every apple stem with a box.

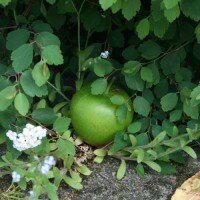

[105,77,116,94]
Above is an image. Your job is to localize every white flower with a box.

[39,155,56,175]
[12,171,21,183]
[6,124,47,152]
[100,50,109,59]
[6,130,17,141]
[28,190,35,197]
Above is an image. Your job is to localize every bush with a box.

[0,0,200,199]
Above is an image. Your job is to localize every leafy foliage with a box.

[1,0,200,198]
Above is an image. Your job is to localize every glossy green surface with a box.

[70,86,133,146]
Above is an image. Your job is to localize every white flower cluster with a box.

[39,156,56,174]
[12,171,21,183]
[100,50,109,58]
[6,124,47,151]
[29,190,35,198]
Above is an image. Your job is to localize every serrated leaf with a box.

[99,0,117,10]
[91,78,107,95]
[136,18,150,39]
[53,117,71,133]
[20,70,48,97]
[32,61,50,86]
[180,0,200,21]
[183,101,199,119]
[110,95,125,105]
[125,73,144,91]
[143,160,161,172]
[138,40,161,60]
[140,67,153,82]
[123,61,141,75]
[116,104,128,123]
[182,146,197,159]
[170,110,182,122]
[93,59,113,77]
[14,93,30,116]
[35,32,60,47]
[11,44,33,72]
[42,45,63,65]
[161,93,178,112]
[163,0,181,9]
[0,86,16,111]
[133,96,151,117]
[160,53,180,75]
[128,122,142,133]
[6,29,30,51]
[122,0,141,20]
[164,5,180,23]
[116,159,126,180]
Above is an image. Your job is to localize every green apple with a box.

[70,85,133,146]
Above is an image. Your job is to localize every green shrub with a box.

[0,0,200,199]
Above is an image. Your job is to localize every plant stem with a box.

[13,9,18,26]
[105,77,116,94]
[47,81,70,102]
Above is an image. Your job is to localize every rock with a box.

[58,156,200,200]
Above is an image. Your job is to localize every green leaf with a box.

[93,156,104,163]
[122,46,139,60]
[140,67,153,82]
[161,93,178,112]
[110,95,125,105]
[125,73,144,91]
[133,96,151,117]
[128,122,142,133]
[42,45,64,65]
[195,24,200,43]
[160,53,180,75]
[129,135,137,146]
[116,104,128,123]
[143,160,161,172]
[57,138,75,156]
[116,159,126,180]
[32,21,53,33]
[122,0,141,20]
[20,70,48,97]
[136,18,150,39]
[0,86,16,111]
[164,5,180,23]
[111,0,122,13]
[94,149,107,156]
[180,0,200,21]
[123,61,141,75]
[182,146,197,159]
[76,165,92,176]
[32,61,50,86]
[0,0,11,7]
[93,59,113,77]
[136,149,144,163]
[63,176,83,190]
[170,110,182,122]
[6,29,30,51]
[53,117,71,133]
[136,163,144,178]
[14,93,30,116]
[138,40,162,60]
[91,78,107,95]
[11,44,33,72]
[44,183,59,200]
[35,32,60,47]
[99,0,117,10]
[46,0,56,4]
[32,108,56,124]
[183,101,199,119]
[163,0,181,9]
